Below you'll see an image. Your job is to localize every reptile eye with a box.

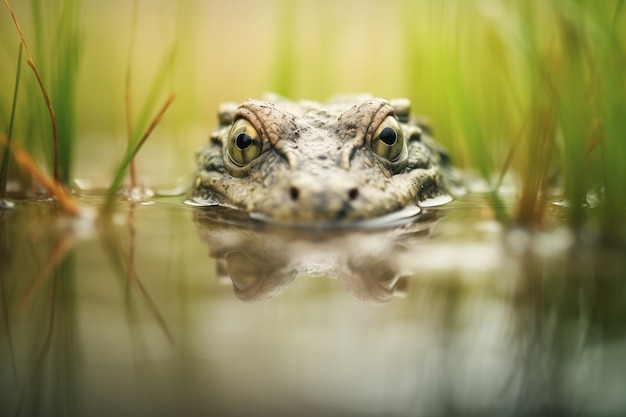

[371,115,405,161]
[227,118,263,166]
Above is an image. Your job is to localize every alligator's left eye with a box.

[227,118,263,166]
[371,115,405,161]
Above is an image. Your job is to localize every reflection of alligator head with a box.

[192,207,440,304]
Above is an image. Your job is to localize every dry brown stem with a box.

[131,92,177,161]
[1,135,80,215]
[3,0,60,183]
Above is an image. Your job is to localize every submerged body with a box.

[192,95,451,223]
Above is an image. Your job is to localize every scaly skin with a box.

[192,95,449,223]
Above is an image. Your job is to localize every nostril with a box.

[348,188,359,201]
[289,186,300,201]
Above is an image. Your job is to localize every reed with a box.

[48,0,81,185]
[0,42,22,201]
[102,92,176,213]
[403,0,626,235]
[2,0,60,182]
[512,1,625,235]
[2,0,81,189]
[125,0,139,188]
[101,2,178,211]
[102,1,176,214]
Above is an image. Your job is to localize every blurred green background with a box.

[1,0,625,232]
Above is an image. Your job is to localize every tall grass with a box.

[2,1,624,236]
[102,1,177,212]
[28,0,81,186]
[2,0,80,187]
[47,0,81,186]
[404,0,626,234]
[3,0,60,184]
[26,0,81,185]
[0,42,22,202]
[103,92,176,212]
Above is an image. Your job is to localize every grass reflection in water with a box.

[1,194,625,417]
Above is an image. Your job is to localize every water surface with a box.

[1,194,625,417]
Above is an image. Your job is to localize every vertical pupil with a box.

[236,132,253,149]
[379,127,397,145]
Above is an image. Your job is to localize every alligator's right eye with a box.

[227,118,263,166]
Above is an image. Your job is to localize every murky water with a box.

[1,194,625,417]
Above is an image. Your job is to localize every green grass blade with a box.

[102,8,177,212]
[102,93,176,213]
[53,0,81,185]
[129,45,177,150]
[1,42,23,199]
